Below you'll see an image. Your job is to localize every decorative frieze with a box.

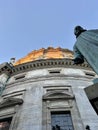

[11,59,92,76]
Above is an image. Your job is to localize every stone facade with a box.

[0,49,98,130]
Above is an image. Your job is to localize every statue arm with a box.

[73,44,84,64]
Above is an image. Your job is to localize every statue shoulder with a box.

[80,29,98,39]
[87,29,98,34]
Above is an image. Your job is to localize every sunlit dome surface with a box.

[14,47,74,65]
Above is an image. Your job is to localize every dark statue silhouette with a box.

[73,25,98,75]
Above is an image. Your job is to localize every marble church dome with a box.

[14,47,74,65]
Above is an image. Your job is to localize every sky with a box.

[0,0,98,63]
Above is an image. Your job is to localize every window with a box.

[49,71,60,74]
[48,69,61,74]
[84,71,95,77]
[0,117,12,130]
[14,75,25,80]
[42,88,79,130]
[51,111,74,130]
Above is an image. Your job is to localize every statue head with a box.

[74,26,87,38]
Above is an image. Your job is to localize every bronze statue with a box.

[73,25,98,75]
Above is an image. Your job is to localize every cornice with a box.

[0,62,13,75]
[0,97,23,109]
[11,58,92,76]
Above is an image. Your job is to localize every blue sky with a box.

[0,0,98,63]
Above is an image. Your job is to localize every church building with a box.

[0,47,98,130]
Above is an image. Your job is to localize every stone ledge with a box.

[0,97,23,109]
[0,59,92,76]
[0,62,13,75]
[11,58,92,76]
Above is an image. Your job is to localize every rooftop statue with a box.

[73,25,98,75]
